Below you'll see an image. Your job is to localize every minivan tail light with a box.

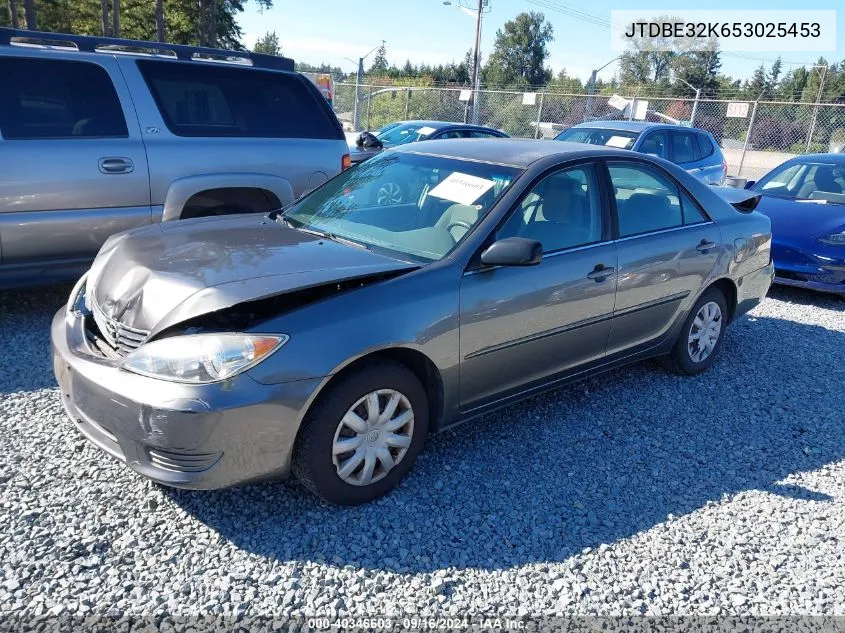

[342,154,352,171]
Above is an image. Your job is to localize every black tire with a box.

[292,360,429,505]
[661,287,728,376]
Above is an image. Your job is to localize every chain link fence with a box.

[335,83,845,181]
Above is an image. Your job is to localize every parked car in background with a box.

[555,121,727,186]
[743,154,845,298]
[0,28,349,288]
[349,120,509,165]
[53,139,773,505]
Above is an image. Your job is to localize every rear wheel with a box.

[662,287,728,376]
[292,361,428,505]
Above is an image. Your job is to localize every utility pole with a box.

[469,0,483,125]
[346,41,383,131]
[584,57,619,123]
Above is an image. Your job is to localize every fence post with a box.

[737,100,759,178]
[366,86,373,131]
[628,97,636,121]
[806,65,828,152]
[404,87,411,119]
[535,92,545,139]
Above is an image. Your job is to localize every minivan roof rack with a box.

[0,28,295,71]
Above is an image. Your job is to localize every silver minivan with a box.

[0,28,349,287]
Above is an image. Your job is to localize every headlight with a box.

[818,231,845,246]
[121,333,288,383]
[66,272,89,315]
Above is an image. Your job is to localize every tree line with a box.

[1,0,272,49]
[258,11,845,106]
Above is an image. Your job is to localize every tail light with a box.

[342,154,352,171]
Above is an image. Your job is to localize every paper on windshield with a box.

[605,135,632,148]
[428,172,496,206]
[416,126,437,136]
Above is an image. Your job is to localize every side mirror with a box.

[356,131,383,149]
[743,180,756,190]
[480,237,543,267]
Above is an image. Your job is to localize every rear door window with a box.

[608,162,684,237]
[638,130,669,159]
[696,133,715,158]
[468,130,501,138]
[671,132,699,164]
[137,60,341,139]
[0,57,127,139]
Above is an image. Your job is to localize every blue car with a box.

[744,154,845,298]
[555,121,727,186]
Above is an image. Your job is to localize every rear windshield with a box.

[137,60,342,140]
[555,127,639,149]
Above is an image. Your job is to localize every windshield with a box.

[555,127,639,150]
[377,123,439,146]
[284,152,521,262]
[753,161,845,205]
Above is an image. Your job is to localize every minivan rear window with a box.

[137,60,342,140]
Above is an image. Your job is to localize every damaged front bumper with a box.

[50,296,323,490]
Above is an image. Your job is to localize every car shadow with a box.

[0,283,73,394]
[168,312,844,573]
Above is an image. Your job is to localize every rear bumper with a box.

[51,306,322,489]
[734,262,775,320]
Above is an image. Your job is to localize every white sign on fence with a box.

[459,89,472,102]
[633,99,648,120]
[608,94,628,111]
[726,102,750,118]
[522,92,537,106]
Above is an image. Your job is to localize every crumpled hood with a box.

[87,214,416,335]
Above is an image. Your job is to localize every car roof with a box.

[570,120,692,133]
[391,138,636,168]
[781,153,845,165]
[394,120,502,133]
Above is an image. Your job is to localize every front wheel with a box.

[662,287,728,376]
[292,361,428,505]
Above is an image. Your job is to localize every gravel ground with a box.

[1,283,844,622]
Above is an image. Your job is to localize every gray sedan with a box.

[51,139,774,505]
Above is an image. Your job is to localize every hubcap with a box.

[376,182,402,205]
[687,301,723,363]
[332,389,414,486]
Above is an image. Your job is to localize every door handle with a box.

[98,157,134,174]
[587,265,615,281]
[696,239,717,253]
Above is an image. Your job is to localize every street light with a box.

[347,42,385,131]
[669,70,701,126]
[443,0,489,125]
[584,56,620,122]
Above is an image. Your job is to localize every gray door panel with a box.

[0,56,151,264]
[115,57,346,204]
[458,243,618,408]
[607,224,723,353]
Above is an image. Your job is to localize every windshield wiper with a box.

[292,225,370,250]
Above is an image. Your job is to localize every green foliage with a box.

[369,42,388,75]
[253,29,280,56]
[0,0,269,49]
[482,11,553,88]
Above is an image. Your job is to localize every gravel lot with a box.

[1,283,844,622]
